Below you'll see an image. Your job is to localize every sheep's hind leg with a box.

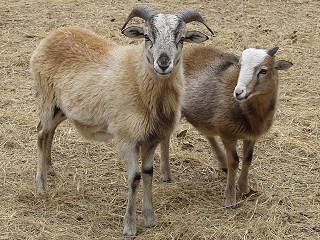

[207,136,227,172]
[160,137,172,182]
[141,142,158,228]
[120,142,140,236]
[238,140,255,194]
[36,107,66,193]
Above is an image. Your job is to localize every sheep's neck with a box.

[140,69,182,116]
[243,90,277,135]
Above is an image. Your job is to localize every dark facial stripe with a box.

[174,20,184,42]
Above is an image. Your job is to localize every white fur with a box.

[234,48,268,99]
[150,14,183,76]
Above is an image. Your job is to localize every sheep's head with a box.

[121,5,213,78]
[223,46,293,102]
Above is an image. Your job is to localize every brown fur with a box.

[161,45,292,207]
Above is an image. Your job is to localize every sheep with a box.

[30,5,213,236]
[160,45,292,208]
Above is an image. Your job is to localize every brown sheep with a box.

[161,45,292,207]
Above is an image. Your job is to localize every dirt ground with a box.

[1,0,319,239]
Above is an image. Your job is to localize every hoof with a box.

[123,213,136,237]
[123,225,137,237]
[48,171,56,177]
[225,203,237,209]
[241,188,258,199]
[145,220,157,228]
[143,209,157,228]
[225,198,237,209]
[163,178,172,183]
[47,166,56,176]
[144,216,157,228]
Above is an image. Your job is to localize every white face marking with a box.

[154,14,180,30]
[234,48,268,101]
[145,14,185,77]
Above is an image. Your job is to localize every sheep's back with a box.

[31,27,114,71]
[182,47,249,137]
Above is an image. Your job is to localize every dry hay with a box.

[0,0,319,239]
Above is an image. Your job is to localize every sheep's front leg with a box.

[221,137,239,208]
[141,142,158,228]
[160,137,172,182]
[120,143,140,236]
[238,140,255,194]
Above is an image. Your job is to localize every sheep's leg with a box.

[37,127,50,193]
[221,137,239,208]
[120,142,140,236]
[160,137,172,182]
[238,140,255,194]
[206,136,227,172]
[36,108,66,193]
[37,122,54,176]
[141,142,158,228]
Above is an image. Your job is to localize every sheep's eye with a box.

[144,35,150,41]
[259,69,268,75]
[179,37,185,44]
[144,35,153,48]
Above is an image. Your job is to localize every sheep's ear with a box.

[121,26,145,39]
[222,52,240,64]
[274,60,293,70]
[184,31,209,43]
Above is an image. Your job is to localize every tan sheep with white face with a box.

[30,5,212,236]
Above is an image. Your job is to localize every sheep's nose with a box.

[233,86,246,100]
[157,53,171,71]
[235,89,244,97]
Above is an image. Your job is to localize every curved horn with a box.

[267,46,279,56]
[121,5,157,31]
[175,8,214,35]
